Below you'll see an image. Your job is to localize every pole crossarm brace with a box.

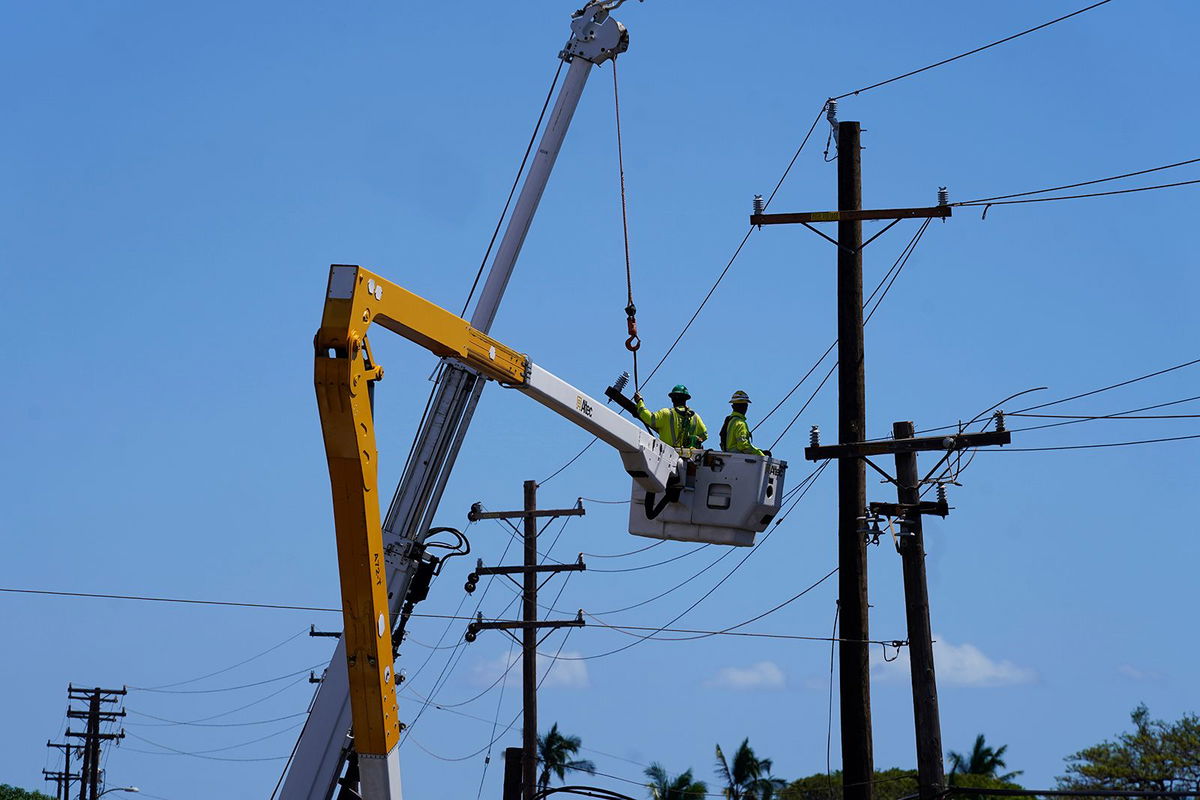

[805,430,1010,461]
[869,500,949,519]
[468,502,585,521]
[751,206,951,225]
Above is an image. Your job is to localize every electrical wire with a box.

[134,629,308,690]
[956,177,1200,209]
[125,709,309,729]
[766,220,932,448]
[981,432,1200,452]
[122,733,288,763]
[831,0,1117,101]
[1014,358,1200,413]
[640,105,827,389]
[956,156,1200,205]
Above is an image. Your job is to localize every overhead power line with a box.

[1013,357,1200,413]
[956,178,1200,208]
[832,0,1117,101]
[958,156,1200,205]
[983,432,1200,452]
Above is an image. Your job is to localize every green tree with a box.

[0,786,55,800]
[780,768,917,800]
[1058,704,1200,793]
[948,734,1022,781]
[536,723,597,792]
[779,768,1030,800]
[645,763,709,800]
[715,738,784,799]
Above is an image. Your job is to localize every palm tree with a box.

[645,763,709,800]
[947,734,1023,781]
[715,738,781,799]
[536,723,596,792]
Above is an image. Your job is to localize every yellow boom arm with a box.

[314,264,677,766]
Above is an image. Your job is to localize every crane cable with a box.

[612,58,641,391]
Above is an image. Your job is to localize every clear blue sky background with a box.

[3,2,1197,798]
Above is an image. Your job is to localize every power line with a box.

[640,103,828,388]
[957,156,1200,205]
[956,178,1200,208]
[129,664,327,695]
[125,709,309,729]
[981,432,1200,452]
[831,0,1117,101]
[1013,357,1200,413]
[135,629,308,690]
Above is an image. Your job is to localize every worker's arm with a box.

[635,397,658,429]
[726,418,764,456]
[692,412,708,445]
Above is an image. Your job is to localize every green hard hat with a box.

[669,384,691,399]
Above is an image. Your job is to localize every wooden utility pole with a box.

[520,480,540,800]
[752,119,952,800]
[66,686,126,800]
[892,420,945,800]
[835,120,874,800]
[502,746,523,800]
[45,741,79,800]
[809,425,1011,800]
[466,487,586,800]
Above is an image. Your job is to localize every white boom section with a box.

[279,5,630,799]
[517,364,679,494]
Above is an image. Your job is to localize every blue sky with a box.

[3,1,1198,798]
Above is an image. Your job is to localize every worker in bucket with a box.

[633,384,708,449]
[720,390,770,456]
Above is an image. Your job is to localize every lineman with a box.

[720,390,770,456]
[633,384,708,449]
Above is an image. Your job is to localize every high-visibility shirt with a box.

[636,400,708,448]
[720,412,765,456]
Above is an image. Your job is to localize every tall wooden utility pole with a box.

[752,127,952,800]
[892,420,945,800]
[65,686,126,800]
[835,120,874,800]
[466,486,586,800]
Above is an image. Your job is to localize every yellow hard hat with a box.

[729,390,752,404]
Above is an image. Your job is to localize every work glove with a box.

[763,450,772,457]
[632,392,642,404]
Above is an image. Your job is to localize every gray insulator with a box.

[752,194,765,216]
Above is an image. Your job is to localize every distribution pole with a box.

[521,480,539,800]
[465,489,586,800]
[66,686,126,800]
[892,421,945,800]
[837,120,874,800]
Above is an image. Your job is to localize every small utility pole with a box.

[45,741,79,800]
[892,420,945,800]
[466,485,586,800]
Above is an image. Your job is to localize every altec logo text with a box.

[575,396,594,418]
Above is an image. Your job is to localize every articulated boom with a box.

[313,263,685,792]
